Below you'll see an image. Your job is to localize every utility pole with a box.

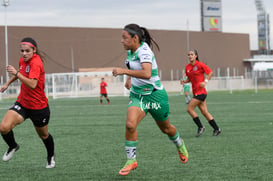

[2,0,10,82]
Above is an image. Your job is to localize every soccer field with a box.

[0,90,272,181]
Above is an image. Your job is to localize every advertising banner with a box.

[201,0,222,32]
[203,1,221,16]
[257,13,270,51]
[203,17,222,31]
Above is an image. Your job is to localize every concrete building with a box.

[0,26,251,81]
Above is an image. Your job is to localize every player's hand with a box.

[200,82,207,87]
[0,84,8,93]
[6,65,17,76]
[112,68,124,77]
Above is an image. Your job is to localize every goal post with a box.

[47,72,128,99]
[206,76,245,93]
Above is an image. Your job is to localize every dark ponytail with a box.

[124,23,160,51]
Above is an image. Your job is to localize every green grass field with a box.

[0,90,272,181]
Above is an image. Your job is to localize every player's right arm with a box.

[0,75,18,93]
[125,76,131,90]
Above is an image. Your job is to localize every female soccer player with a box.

[181,49,221,137]
[112,23,188,176]
[0,37,55,168]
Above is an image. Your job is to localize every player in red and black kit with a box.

[0,37,55,168]
[100,78,110,105]
[181,49,221,137]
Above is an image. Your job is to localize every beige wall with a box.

[0,26,251,81]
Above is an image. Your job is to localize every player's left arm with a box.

[6,64,38,89]
[200,63,213,87]
[203,62,213,81]
[206,71,213,81]
[17,73,38,90]
[20,63,41,89]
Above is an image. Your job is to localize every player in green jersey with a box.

[181,75,191,104]
[113,23,188,176]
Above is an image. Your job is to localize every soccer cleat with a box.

[119,159,137,176]
[185,97,191,104]
[177,142,188,163]
[213,128,221,136]
[46,155,56,168]
[2,144,20,162]
[196,127,205,137]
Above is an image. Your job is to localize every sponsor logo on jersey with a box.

[128,100,133,105]
[25,65,30,73]
[142,54,151,60]
[143,88,151,92]
[142,102,161,110]
[193,66,198,71]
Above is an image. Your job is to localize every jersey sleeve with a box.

[200,62,212,75]
[18,58,23,69]
[139,44,153,64]
[28,58,42,79]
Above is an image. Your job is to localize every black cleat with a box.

[196,127,205,137]
[212,129,221,136]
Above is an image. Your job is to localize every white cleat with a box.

[2,144,20,162]
[46,155,56,168]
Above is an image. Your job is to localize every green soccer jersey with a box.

[125,42,163,95]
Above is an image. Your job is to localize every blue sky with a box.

[0,0,272,50]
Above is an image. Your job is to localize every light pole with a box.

[3,0,9,82]
[70,46,75,72]
[186,19,190,52]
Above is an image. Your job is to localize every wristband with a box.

[15,71,19,77]
[205,79,208,83]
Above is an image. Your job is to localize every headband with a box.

[124,28,142,38]
[20,42,36,48]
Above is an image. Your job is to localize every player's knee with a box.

[158,124,172,134]
[38,133,49,140]
[187,107,192,114]
[0,123,11,134]
[201,111,208,116]
[125,121,136,133]
[160,127,170,134]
